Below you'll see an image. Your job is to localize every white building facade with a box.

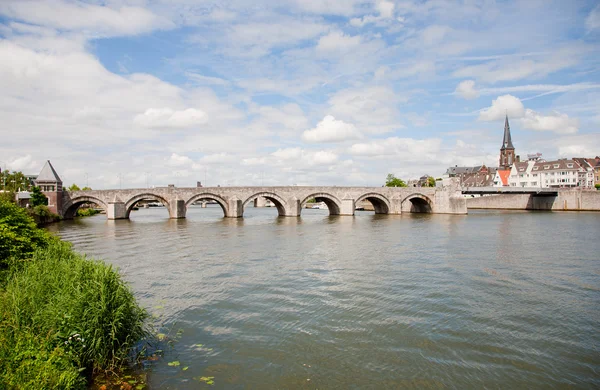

[508,158,595,188]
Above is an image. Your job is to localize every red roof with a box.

[497,169,511,186]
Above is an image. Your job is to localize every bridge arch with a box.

[300,193,342,215]
[356,192,391,214]
[125,193,171,218]
[63,195,108,219]
[402,193,433,213]
[243,192,288,216]
[186,193,229,217]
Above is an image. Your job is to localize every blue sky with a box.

[1,0,599,189]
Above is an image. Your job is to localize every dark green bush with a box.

[0,199,53,265]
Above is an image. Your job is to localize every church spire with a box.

[501,114,514,150]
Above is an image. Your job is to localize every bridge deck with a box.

[462,187,558,196]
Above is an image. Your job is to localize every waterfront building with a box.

[34,160,63,214]
[508,158,595,188]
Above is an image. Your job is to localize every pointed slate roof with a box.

[36,160,62,183]
[501,115,514,150]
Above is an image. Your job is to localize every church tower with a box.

[499,115,515,169]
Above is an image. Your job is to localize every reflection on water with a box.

[49,207,600,389]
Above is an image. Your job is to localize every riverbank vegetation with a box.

[0,199,147,389]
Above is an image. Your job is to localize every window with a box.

[533,166,539,170]
[533,174,538,177]
[544,165,550,169]
[531,182,537,186]
[554,164,559,168]
[567,163,573,168]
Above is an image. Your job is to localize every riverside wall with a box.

[466,190,600,211]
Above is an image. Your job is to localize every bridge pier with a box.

[389,199,402,214]
[227,198,243,218]
[340,199,355,216]
[285,197,301,216]
[169,199,186,219]
[107,201,127,220]
[254,197,268,207]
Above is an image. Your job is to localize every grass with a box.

[0,199,148,389]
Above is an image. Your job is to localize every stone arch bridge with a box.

[61,186,467,219]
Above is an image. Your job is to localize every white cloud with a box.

[479,95,579,134]
[455,80,479,99]
[316,31,362,53]
[166,153,193,167]
[520,110,579,134]
[272,147,303,160]
[377,1,395,18]
[349,137,442,159]
[6,154,37,171]
[586,5,600,32]
[327,86,403,134]
[186,72,230,86]
[478,95,525,121]
[453,47,584,83]
[312,150,339,165]
[0,1,173,37]
[134,108,208,129]
[200,153,236,164]
[302,115,362,143]
[349,0,395,27]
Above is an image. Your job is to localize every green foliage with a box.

[76,208,100,217]
[0,199,53,266]
[31,186,48,207]
[0,329,85,389]
[68,184,81,191]
[28,205,61,225]
[385,173,407,187]
[1,170,32,193]
[1,241,147,377]
[0,198,148,388]
[596,183,600,190]
[82,186,92,191]
[426,176,436,187]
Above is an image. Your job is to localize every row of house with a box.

[506,156,598,189]
[446,155,599,189]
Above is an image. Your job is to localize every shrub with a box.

[0,199,52,266]
[1,241,147,374]
[28,204,61,225]
[76,208,100,217]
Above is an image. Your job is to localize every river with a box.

[48,206,600,389]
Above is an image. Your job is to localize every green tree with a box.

[427,176,436,187]
[67,184,81,191]
[1,170,31,193]
[385,174,407,187]
[596,183,600,190]
[30,186,48,207]
[82,186,92,191]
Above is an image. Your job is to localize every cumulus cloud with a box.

[455,80,479,99]
[520,110,579,134]
[479,95,579,134]
[316,31,362,52]
[302,115,362,143]
[478,95,525,121]
[134,108,208,129]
